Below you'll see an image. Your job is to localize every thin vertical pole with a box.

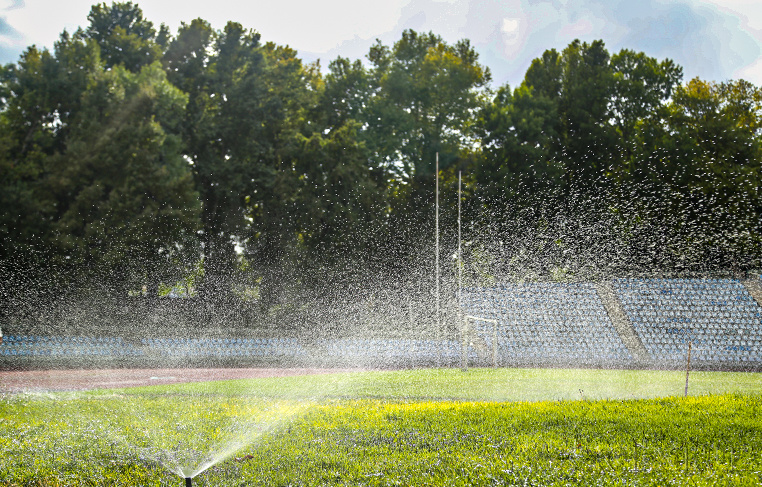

[409,297,415,369]
[458,171,465,371]
[493,320,498,367]
[461,317,468,372]
[458,171,462,319]
[459,171,465,371]
[435,152,440,366]
[684,341,692,397]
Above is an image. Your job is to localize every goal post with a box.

[462,315,499,371]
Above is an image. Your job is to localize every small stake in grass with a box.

[684,341,692,397]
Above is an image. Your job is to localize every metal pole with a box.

[459,170,464,372]
[458,171,462,317]
[409,297,415,369]
[493,320,498,368]
[435,152,440,367]
[461,317,468,372]
[684,341,692,397]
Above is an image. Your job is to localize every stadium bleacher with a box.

[140,337,305,359]
[2,277,761,368]
[0,334,462,366]
[462,283,632,365]
[614,278,762,364]
[0,335,143,358]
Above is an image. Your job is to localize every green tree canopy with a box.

[3,2,762,316]
[627,78,762,270]
[44,61,199,288]
[365,30,491,184]
[0,11,199,295]
[84,1,166,71]
[512,39,682,188]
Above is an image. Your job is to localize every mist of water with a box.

[1,175,760,481]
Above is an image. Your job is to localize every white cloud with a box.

[474,0,762,87]
[558,18,594,38]
[700,0,762,32]
[2,0,24,11]
[0,0,761,88]
[734,55,762,82]
[1,0,410,59]
[142,0,410,52]
[501,17,523,49]
[2,0,90,53]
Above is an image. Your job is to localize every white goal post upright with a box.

[458,170,463,371]
[435,152,440,366]
[462,315,499,371]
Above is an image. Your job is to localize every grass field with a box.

[1,368,762,486]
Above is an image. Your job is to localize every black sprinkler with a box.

[185,477,192,487]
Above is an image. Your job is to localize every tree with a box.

[318,57,371,132]
[365,30,491,184]
[165,21,329,304]
[164,21,268,299]
[0,35,104,268]
[286,121,385,262]
[515,39,681,189]
[475,83,561,202]
[609,49,682,161]
[43,61,199,290]
[472,40,686,277]
[0,24,199,297]
[84,1,164,72]
[0,48,58,262]
[326,30,491,272]
[628,78,762,271]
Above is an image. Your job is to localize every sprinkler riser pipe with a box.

[185,477,192,487]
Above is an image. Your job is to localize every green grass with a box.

[127,367,762,401]
[2,368,762,486]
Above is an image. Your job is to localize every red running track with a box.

[0,368,362,393]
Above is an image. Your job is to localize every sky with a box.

[1,0,761,88]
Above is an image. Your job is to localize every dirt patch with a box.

[0,367,363,393]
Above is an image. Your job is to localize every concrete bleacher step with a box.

[742,278,762,307]
[593,281,651,364]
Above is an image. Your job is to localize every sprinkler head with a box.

[185,477,192,487]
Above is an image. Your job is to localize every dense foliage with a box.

[1,2,761,313]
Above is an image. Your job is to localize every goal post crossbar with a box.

[464,316,497,324]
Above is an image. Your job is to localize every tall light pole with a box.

[459,170,465,372]
[458,171,462,314]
